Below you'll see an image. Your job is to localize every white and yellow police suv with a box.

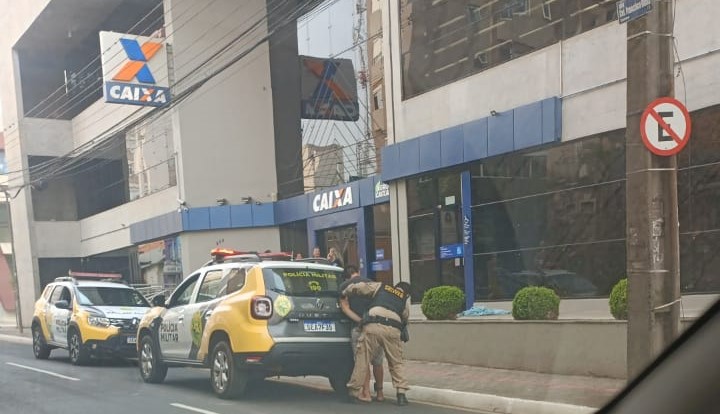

[136,248,354,399]
[31,276,152,365]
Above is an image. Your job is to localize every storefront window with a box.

[470,130,626,300]
[677,105,720,293]
[400,0,619,98]
[407,172,463,301]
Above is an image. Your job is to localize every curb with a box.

[0,333,32,345]
[405,383,596,414]
[272,377,596,414]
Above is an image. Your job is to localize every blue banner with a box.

[616,0,652,24]
[439,243,464,259]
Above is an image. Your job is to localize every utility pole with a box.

[625,0,680,380]
[1,186,23,333]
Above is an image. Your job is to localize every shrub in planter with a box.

[512,286,560,320]
[421,286,465,320]
[609,278,628,320]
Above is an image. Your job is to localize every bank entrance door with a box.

[317,225,358,269]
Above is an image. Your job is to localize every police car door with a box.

[159,273,200,360]
[50,286,72,347]
[183,268,225,361]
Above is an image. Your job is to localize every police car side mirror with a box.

[54,300,70,310]
[151,294,166,307]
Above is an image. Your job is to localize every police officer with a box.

[342,280,411,406]
[338,265,385,402]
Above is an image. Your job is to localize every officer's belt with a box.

[364,316,404,330]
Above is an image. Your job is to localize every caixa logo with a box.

[312,186,353,213]
[103,38,170,107]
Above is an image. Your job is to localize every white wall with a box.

[33,187,179,257]
[166,0,279,207]
[34,222,81,257]
[71,98,147,148]
[78,187,178,256]
[179,228,281,276]
[20,118,75,156]
[398,46,562,140]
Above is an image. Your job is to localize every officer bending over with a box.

[342,280,411,406]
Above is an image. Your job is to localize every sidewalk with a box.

[276,359,622,413]
[0,326,620,413]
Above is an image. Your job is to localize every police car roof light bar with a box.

[54,276,77,284]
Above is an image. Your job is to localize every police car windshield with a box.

[76,287,150,307]
[262,267,342,297]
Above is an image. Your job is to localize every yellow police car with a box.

[31,276,152,365]
[136,248,354,399]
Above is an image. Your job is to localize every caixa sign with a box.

[312,186,354,213]
[104,82,169,106]
[99,32,171,107]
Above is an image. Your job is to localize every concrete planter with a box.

[405,318,696,379]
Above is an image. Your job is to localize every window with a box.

[222,268,247,296]
[373,87,384,110]
[400,0,619,98]
[262,267,343,297]
[469,131,626,300]
[170,273,200,307]
[197,270,224,303]
[76,287,149,307]
[49,286,64,304]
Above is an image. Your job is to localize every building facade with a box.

[3,0,719,326]
[0,0,312,325]
[380,0,720,305]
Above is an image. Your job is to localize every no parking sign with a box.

[640,97,692,156]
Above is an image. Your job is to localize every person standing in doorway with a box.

[342,281,411,406]
[328,247,344,268]
[338,265,384,403]
[312,246,322,259]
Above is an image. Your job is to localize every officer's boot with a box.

[397,393,409,406]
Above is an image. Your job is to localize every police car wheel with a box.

[139,335,167,384]
[210,340,247,399]
[32,324,51,360]
[68,329,90,366]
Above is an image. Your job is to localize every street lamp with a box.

[0,185,23,333]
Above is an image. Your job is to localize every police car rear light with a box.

[251,296,273,319]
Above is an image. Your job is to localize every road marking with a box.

[5,362,80,381]
[170,403,220,414]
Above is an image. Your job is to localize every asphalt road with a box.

[0,340,476,414]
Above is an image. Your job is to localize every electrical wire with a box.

[22,0,326,187]
[3,0,299,185]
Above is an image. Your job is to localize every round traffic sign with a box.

[640,97,691,156]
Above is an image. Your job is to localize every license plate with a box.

[303,320,336,333]
[126,336,137,344]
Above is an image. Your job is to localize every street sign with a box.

[616,0,652,24]
[640,97,692,156]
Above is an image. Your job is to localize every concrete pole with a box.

[625,0,680,380]
[3,188,23,333]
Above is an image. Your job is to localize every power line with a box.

[4,0,300,185]
[17,0,327,190]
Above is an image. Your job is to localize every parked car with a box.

[136,248,354,399]
[31,276,151,365]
